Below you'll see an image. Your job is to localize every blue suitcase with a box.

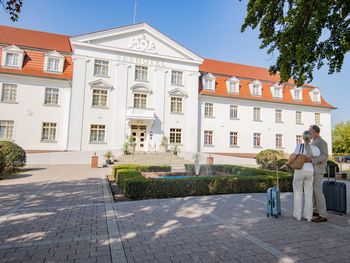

[267,169,281,218]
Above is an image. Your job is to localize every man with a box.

[308,125,328,222]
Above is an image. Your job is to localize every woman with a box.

[281,131,320,222]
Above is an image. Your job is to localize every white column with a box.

[186,72,201,152]
[67,56,89,151]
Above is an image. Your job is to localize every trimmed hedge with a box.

[0,141,26,175]
[0,152,5,178]
[117,165,293,200]
[113,164,171,179]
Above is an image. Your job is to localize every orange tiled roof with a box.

[200,58,335,109]
[0,25,72,80]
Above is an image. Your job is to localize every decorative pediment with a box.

[89,79,113,89]
[44,50,64,58]
[202,73,215,80]
[129,34,156,53]
[131,84,152,94]
[2,45,24,53]
[168,88,188,97]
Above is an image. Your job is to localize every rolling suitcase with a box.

[267,168,281,218]
[323,166,347,215]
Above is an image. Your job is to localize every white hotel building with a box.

[0,23,335,156]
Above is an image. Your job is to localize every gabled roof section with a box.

[89,79,113,89]
[71,23,203,64]
[168,88,188,97]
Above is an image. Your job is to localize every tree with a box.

[241,0,350,86]
[332,121,350,154]
[1,0,23,21]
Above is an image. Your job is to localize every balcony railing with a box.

[126,107,155,120]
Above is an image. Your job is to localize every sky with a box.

[0,0,349,125]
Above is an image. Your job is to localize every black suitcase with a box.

[322,166,347,215]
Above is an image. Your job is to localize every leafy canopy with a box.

[1,0,23,21]
[332,121,350,154]
[241,0,350,86]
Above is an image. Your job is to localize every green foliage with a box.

[241,0,350,86]
[113,164,171,178]
[256,149,285,170]
[0,141,26,174]
[104,151,114,160]
[160,136,168,146]
[0,151,5,178]
[118,165,293,200]
[1,0,23,21]
[332,121,350,154]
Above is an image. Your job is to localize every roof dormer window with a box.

[249,80,262,96]
[202,73,216,91]
[226,76,239,93]
[291,87,303,101]
[44,51,64,73]
[310,88,321,103]
[271,84,283,99]
[1,45,25,69]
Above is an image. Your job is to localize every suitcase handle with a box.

[328,165,337,183]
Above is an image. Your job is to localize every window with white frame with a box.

[202,73,215,90]
[253,107,261,121]
[135,65,148,81]
[294,88,302,100]
[44,51,64,73]
[0,120,14,140]
[90,124,106,143]
[226,77,239,93]
[230,105,238,119]
[296,111,303,124]
[250,80,262,96]
[315,113,321,125]
[170,97,183,113]
[230,132,238,147]
[94,60,109,77]
[253,133,261,147]
[204,130,213,145]
[1,83,17,103]
[44,88,59,105]
[204,103,214,117]
[296,135,302,144]
[311,90,321,103]
[276,134,283,148]
[134,93,147,108]
[273,86,283,98]
[92,89,108,107]
[1,45,24,69]
[5,52,19,67]
[275,109,283,123]
[41,122,57,142]
[171,70,183,86]
[47,58,60,72]
[169,128,182,144]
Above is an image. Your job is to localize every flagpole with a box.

[133,0,138,24]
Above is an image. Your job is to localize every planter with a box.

[106,159,113,165]
[206,156,214,165]
[159,144,168,153]
[91,155,98,168]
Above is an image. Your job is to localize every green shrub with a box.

[0,141,26,174]
[117,165,293,200]
[256,149,285,170]
[0,152,5,178]
[276,159,288,169]
[113,164,171,179]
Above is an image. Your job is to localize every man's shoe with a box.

[313,212,319,217]
[311,216,328,223]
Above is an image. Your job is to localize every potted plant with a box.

[104,151,114,165]
[123,142,129,155]
[206,153,214,165]
[159,136,168,153]
[172,145,180,155]
[128,135,136,153]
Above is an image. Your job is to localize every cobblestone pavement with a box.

[1,166,350,263]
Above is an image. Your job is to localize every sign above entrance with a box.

[117,54,164,67]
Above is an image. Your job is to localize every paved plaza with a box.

[0,165,349,263]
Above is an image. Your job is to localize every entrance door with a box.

[131,125,147,151]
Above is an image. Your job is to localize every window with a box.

[170,97,183,113]
[1,84,17,103]
[204,130,213,145]
[44,88,59,105]
[253,107,261,121]
[47,58,60,72]
[315,113,321,125]
[252,85,260,96]
[90,124,106,143]
[312,91,321,103]
[253,133,261,147]
[230,132,238,147]
[226,77,239,93]
[296,135,302,144]
[250,80,262,96]
[5,52,19,67]
[41,122,57,141]
[169,128,182,144]
[202,73,215,90]
[0,120,14,140]
[171,71,183,86]
[204,103,213,117]
[92,89,108,107]
[294,89,302,100]
[230,105,238,119]
[135,65,148,81]
[273,87,282,98]
[276,134,283,148]
[275,109,283,123]
[134,93,147,108]
[94,60,109,77]
[296,111,303,124]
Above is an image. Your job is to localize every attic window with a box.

[5,53,19,67]
[44,51,64,73]
[226,77,239,93]
[1,45,25,69]
[294,88,302,100]
[311,89,321,103]
[271,84,283,99]
[250,80,262,96]
[202,73,215,91]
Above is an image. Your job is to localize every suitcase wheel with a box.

[267,213,269,217]
[275,215,278,218]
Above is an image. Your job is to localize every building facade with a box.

[0,23,335,155]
